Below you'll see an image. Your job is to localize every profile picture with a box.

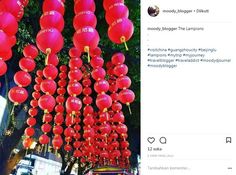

[148,5,160,17]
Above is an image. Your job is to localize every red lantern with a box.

[113,64,128,76]
[39,134,50,145]
[0,60,7,76]
[122,149,131,158]
[113,112,124,123]
[73,26,100,61]
[96,94,112,111]
[100,123,111,135]
[74,0,95,14]
[30,99,38,108]
[119,89,135,104]
[14,71,32,87]
[19,57,36,72]
[40,79,57,95]
[73,150,82,158]
[99,112,110,122]
[20,0,29,7]
[52,135,63,149]
[36,28,64,54]
[105,3,129,25]
[8,86,28,104]
[108,18,134,50]
[68,69,83,81]
[24,127,35,137]
[41,123,52,133]
[46,54,59,66]
[116,123,128,134]
[73,11,97,30]
[73,141,82,148]
[83,87,92,96]
[90,56,104,69]
[66,96,82,114]
[23,137,33,149]
[67,82,82,96]
[91,47,102,57]
[0,49,13,61]
[0,31,11,53]
[91,67,106,81]
[43,0,65,15]
[28,108,38,117]
[0,12,18,36]
[69,47,81,58]
[111,52,125,65]
[116,76,131,89]
[43,113,53,123]
[38,95,56,112]
[27,117,36,126]
[40,11,64,32]
[69,57,83,69]
[100,150,109,158]
[43,64,58,80]
[83,127,95,138]
[0,0,24,21]
[64,144,72,152]
[64,127,75,137]
[121,141,129,149]
[94,80,109,93]
[103,0,124,11]
[83,116,94,126]
[54,113,64,125]
[23,45,39,59]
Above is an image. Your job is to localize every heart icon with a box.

[147,137,155,144]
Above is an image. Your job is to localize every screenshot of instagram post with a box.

[142,0,235,175]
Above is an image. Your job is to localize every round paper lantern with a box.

[74,0,95,14]
[100,150,109,158]
[43,0,65,15]
[36,28,64,54]
[113,64,128,76]
[91,47,102,57]
[38,95,56,112]
[91,67,106,81]
[73,11,97,30]
[43,114,53,123]
[100,123,111,135]
[108,18,134,50]
[0,31,11,53]
[23,45,39,59]
[96,94,112,111]
[64,144,72,152]
[67,82,82,96]
[69,57,83,69]
[23,137,33,149]
[103,0,124,11]
[25,127,35,137]
[83,127,95,138]
[83,116,94,126]
[116,123,127,134]
[43,64,58,80]
[105,3,129,25]
[40,79,57,95]
[90,56,104,69]
[83,87,92,96]
[0,12,18,36]
[0,60,7,76]
[8,87,28,104]
[73,150,82,158]
[28,108,38,117]
[40,11,64,32]
[122,149,131,158]
[14,71,32,87]
[54,113,64,125]
[113,112,124,123]
[0,0,24,21]
[73,141,81,148]
[99,112,109,123]
[19,57,36,72]
[30,99,38,108]
[73,26,100,62]
[66,96,82,114]
[64,127,75,137]
[39,134,50,145]
[116,76,131,89]
[52,135,63,149]
[41,123,52,133]
[94,80,109,93]
[0,49,12,61]
[68,69,83,82]
[111,52,125,65]
[47,54,59,66]
[27,117,36,126]
[69,47,81,58]
[83,96,92,105]
[121,141,129,149]
[119,89,135,104]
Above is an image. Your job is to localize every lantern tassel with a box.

[45,48,51,65]
[126,103,132,115]
[44,144,47,156]
[84,46,90,63]
[25,149,28,157]
[120,36,129,51]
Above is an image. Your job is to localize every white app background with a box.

[141,0,236,174]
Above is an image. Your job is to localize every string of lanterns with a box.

[4,0,136,170]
